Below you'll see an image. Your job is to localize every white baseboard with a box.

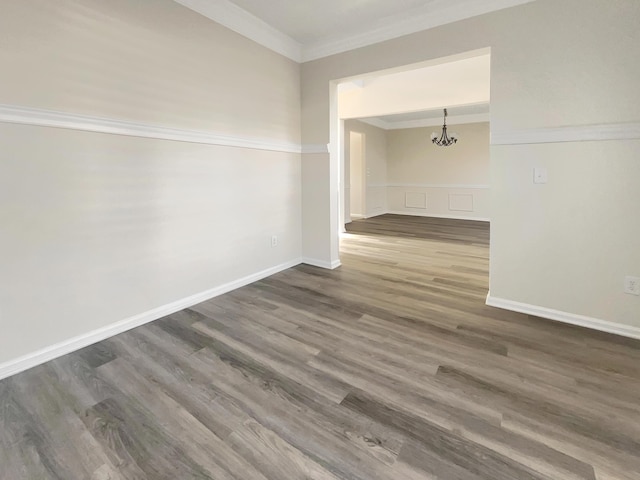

[486,294,640,340]
[302,257,342,270]
[0,258,302,381]
[386,210,490,222]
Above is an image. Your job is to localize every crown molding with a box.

[173,0,535,63]
[492,122,640,145]
[359,113,490,131]
[173,0,302,62]
[0,104,303,154]
[301,0,537,62]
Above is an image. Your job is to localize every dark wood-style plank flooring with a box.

[2,214,640,480]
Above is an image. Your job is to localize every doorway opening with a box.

[331,48,491,262]
[348,131,366,222]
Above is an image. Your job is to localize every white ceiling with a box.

[174,0,537,62]
[229,0,446,44]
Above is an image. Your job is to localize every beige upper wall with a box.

[387,122,489,185]
[301,0,640,329]
[0,0,300,142]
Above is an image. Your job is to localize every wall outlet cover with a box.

[624,276,640,296]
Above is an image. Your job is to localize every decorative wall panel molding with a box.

[388,183,489,189]
[492,122,640,145]
[0,104,303,154]
[486,294,640,340]
[449,193,474,212]
[405,192,427,209]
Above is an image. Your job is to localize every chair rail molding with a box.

[0,104,304,154]
[492,122,640,145]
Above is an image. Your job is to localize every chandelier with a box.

[431,108,458,146]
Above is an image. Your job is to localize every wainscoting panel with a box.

[387,185,490,220]
[449,193,474,212]
[404,192,427,209]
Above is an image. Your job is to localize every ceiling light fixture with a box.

[431,109,458,146]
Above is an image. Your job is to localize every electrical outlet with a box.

[271,235,278,248]
[624,276,640,296]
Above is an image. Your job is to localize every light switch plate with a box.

[534,167,548,184]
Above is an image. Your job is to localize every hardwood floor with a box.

[2,214,640,480]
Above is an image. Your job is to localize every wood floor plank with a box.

[1,214,639,479]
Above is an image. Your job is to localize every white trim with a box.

[387,183,490,189]
[173,0,532,63]
[302,257,342,270]
[386,210,490,222]
[301,143,329,154]
[173,0,302,62]
[486,294,640,340]
[360,113,490,130]
[0,259,302,381]
[358,118,389,130]
[492,122,640,145]
[302,0,535,61]
[0,104,303,154]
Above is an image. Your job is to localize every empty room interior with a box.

[1,1,639,479]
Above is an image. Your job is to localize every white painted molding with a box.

[492,122,640,145]
[174,0,533,63]
[0,104,303,154]
[173,0,302,61]
[360,113,490,130]
[302,0,535,61]
[302,257,342,270]
[358,118,389,130]
[387,183,490,189]
[0,259,302,381]
[387,210,490,222]
[301,144,329,154]
[486,294,640,340]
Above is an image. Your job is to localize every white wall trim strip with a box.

[387,183,490,189]
[173,0,534,63]
[302,257,342,270]
[387,210,490,222]
[0,104,303,154]
[173,0,302,62]
[0,258,302,381]
[486,294,640,340]
[301,144,329,154]
[492,122,640,145]
[302,0,535,61]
